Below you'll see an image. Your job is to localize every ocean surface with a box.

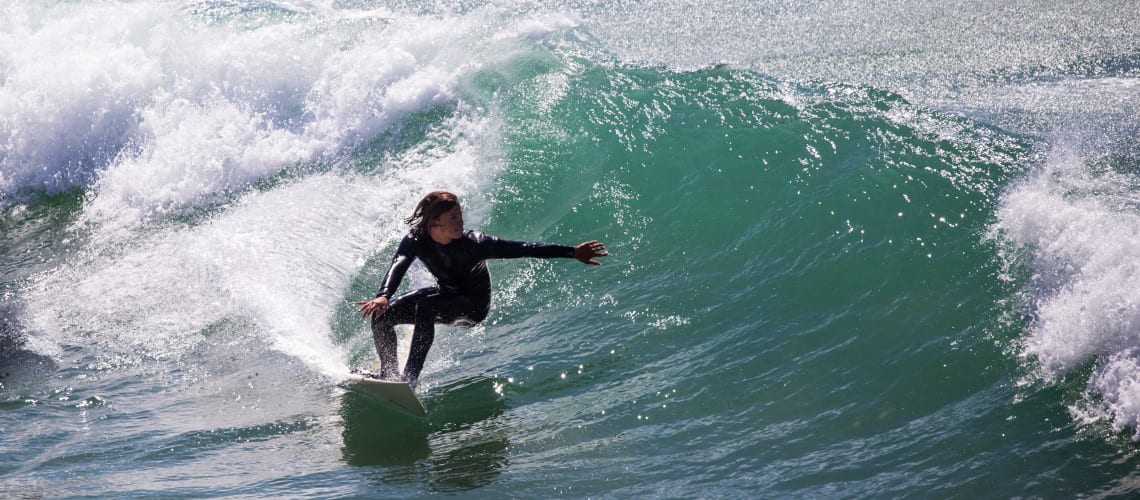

[2,0,1140,497]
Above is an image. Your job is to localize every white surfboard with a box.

[343,370,426,417]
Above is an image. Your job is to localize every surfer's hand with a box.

[355,296,389,318]
[573,240,608,266]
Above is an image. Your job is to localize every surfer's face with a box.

[430,204,464,243]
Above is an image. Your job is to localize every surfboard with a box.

[343,370,426,418]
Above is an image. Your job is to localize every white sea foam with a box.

[1075,350,1140,439]
[79,8,478,224]
[0,2,166,202]
[1,1,575,219]
[994,141,1140,437]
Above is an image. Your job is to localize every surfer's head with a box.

[406,190,462,240]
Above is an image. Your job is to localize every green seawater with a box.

[4,0,1140,497]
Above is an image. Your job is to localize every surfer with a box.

[356,190,608,385]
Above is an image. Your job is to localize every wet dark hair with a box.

[405,191,459,236]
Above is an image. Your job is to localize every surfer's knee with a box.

[414,297,437,322]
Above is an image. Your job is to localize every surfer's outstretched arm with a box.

[473,233,609,265]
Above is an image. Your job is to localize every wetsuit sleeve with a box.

[375,235,417,298]
[472,232,575,260]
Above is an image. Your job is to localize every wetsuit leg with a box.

[370,288,435,379]
[402,293,489,382]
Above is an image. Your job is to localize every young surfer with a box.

[356,191,608,385]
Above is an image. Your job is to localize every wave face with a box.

[2,0,1140,497]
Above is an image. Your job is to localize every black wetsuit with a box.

[371,229,574,381]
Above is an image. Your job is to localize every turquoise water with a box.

[3,0,1140,497]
